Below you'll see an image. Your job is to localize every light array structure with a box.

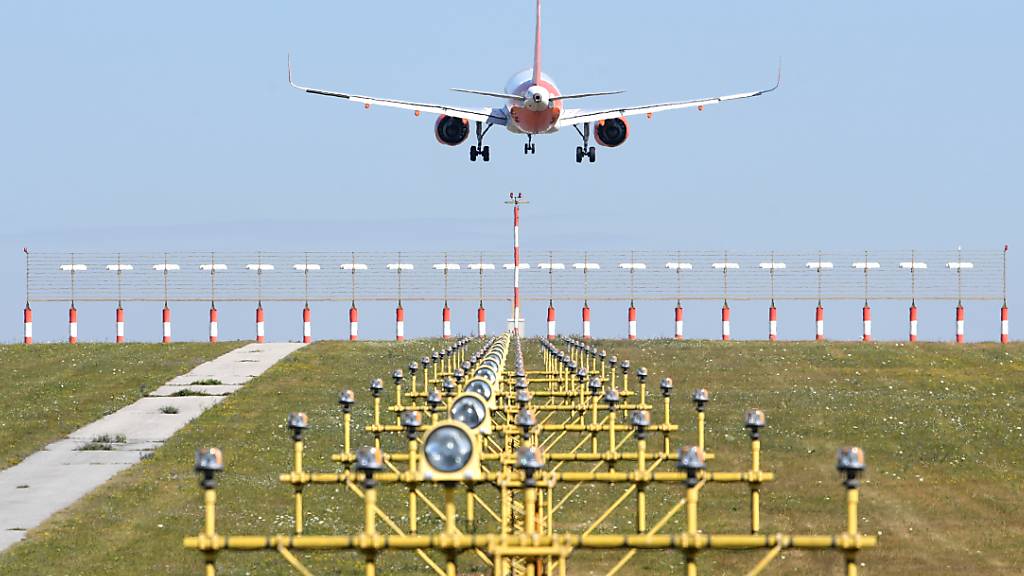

[434,259,461,339]
[851,260,880,342]
[342,260,369,340]
[105,257,134,343]
[185,332,878,576]
[59,259,87,343]
[758,256,786,341]
[293,260,321,343]
[200,259,227,342]
[153,257,180,343]
[538,258,565,340]
[246,260,274,343]
[619,259,647,340]
[946,248,973,343]
[712,259,739,341]
[469,260,496,337]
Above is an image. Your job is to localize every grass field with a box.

[0,342,242,469]
[0,340,1021,575]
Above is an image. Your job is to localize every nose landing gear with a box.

[524,135,536,155]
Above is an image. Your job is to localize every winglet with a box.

[287,53,302,90]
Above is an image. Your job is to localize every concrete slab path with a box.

[0,342,304,553]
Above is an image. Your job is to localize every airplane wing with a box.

[289,57,506,125]
[557,66,780,128]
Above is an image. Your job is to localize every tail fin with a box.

[532,0,542,85]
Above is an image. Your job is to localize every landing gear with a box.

[470,121,492,162]
[524,135,536,155]
[574,123,597,163]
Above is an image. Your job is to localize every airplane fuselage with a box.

[503,69,562,135]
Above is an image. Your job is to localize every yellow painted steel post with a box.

[364,482,377,576]
[466,487,476,532]
[636,435,647,533]
[697,411,705,453]
[686,483,700,576]
[373,396,381,449]
[591,397,599,453]
[444,485,458,576]
[203,487,217,576]
[621,371,629,394]
[751,437,761,534]
[663,396,672,454]
[608,409,617,469]
[847,485,859,576]
[408,438,418,534]
[525,484,537,576]
[293,439,304,535]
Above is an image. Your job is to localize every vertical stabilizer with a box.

[532,0,542,85]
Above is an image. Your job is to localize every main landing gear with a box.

[470,121,491,162]
[574,123,596,163]
[524,134,536,155]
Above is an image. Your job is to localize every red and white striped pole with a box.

[162,306,172,343]
[1001,305,1009,343]
[582,305,591,340]
[547,304,556,340]
[23,305,32,344]
[815,305,825,341]
[721,305,731,341]
[209,307,219,343]
[302,306,312,344]
[115,307,125,343]
[396,306,405,341]
[768,305,778,341]
[442,304,452,339]
[513,202,521,334]
[955,304,965,344]
[349,305,359,341]
[627,304,637,340]
[69,305,78,344]
[909,304,918,342]
[674,304,683,340]
[477,305,486,337]
[862,305,872,342]
[256,305,266,343]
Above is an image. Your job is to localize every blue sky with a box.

[0,1,1019,342]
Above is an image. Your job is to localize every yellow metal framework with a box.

[185,334,876,575]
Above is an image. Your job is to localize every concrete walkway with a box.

[0,342,304,553]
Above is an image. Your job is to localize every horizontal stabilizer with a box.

[551,90,625,101]
[451,88,525,101]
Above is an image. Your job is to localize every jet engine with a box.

[435,115,470,146]
[594,118,629,147]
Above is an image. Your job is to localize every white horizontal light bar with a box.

[898,262,927,270]
[152,264,180,272]
[59,264,88,272]
[572,263,600,270]
[618,263,647,270]
[538,263,565,270]
[432,263,460,271]
[105,264,134,271]
[468,263,495,271]
[805,262,834,270]
[503,263,530,270]
[340,263,368,271]
[200,264,227,271]
[665,262,693,270]
[386,263,414,271]
[293,264,321,271]
[852,262,880,269]
[758,262,787,270]
[712,262,739,270]
[246,264,275,271]
[946,262,974,269]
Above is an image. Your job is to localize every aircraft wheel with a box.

[575,146,584,163]
[470,146,478,162]
[588,147,597,163]
[482,146,490,162]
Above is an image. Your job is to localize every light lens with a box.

[451,396,487,429]
[465,379,493,400]
[424,426,473,473]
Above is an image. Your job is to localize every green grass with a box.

[0,340,1021,576]
[0,342,242,468]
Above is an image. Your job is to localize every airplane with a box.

[288,0,779,163]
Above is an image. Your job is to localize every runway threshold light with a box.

[421,421,481,481]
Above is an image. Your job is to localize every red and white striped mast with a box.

[154,255,180,343]
[946,247,972,344]
[759,254,786,341]
[573,256,598,340]
[806,256,833,341]
[342,256,368,341]
[899,253,926,342]
[106,256,133,343]
[619,256,646,340]
[388,257,413,341]
[506,193,528,335]
[433,255,459,339]
[539,255,564,340]
[469,258,495,337]
[294,256,320,344]
[246,256,273,344]
[23,247,32,345]
[852,255,879,342]
[1002,245,1010,343]
[713,255,739,341]
[201,256,226,343]
[666,258,692,341]
[60,257,87,344]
